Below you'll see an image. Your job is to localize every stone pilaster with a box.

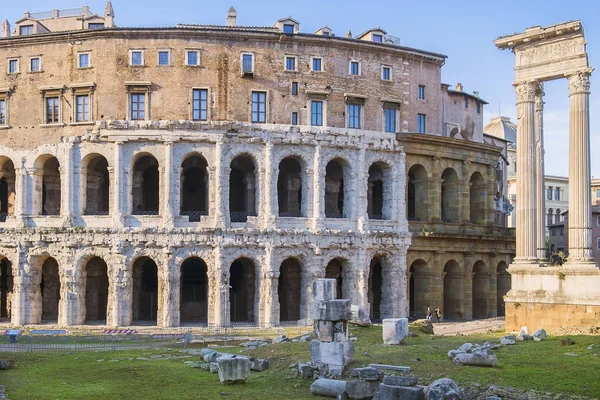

[213,140,227,229]
[567,70,595,264]
[534,85,547,261]
[209,245,228,325]
[10,246,28,325]
[462,253,473,320]
[514,81,538,263]
[395,151,407,228]
[62,142,75,224]
[488,253,498,318]
[14,162,27,226]
[356,144,368,232]
[431,251,444,311]
[112,141,124,227]
[311,143,324,231]
[162,141,174,227]
[262,142,276,229]
[429,157,442,222]
[260,246,279,327]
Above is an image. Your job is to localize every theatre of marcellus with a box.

[0,3,518,328]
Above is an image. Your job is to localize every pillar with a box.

[208,246,227,325]
[535,85,546,261]
[514,81,538,263]
[356,144,368,232]
[158,251,177,327]
[213,140,227,229]
[567,70,595,264]
[162,141,174,227]
[262,142,276,229]
[62,142,75,223]
[260,246,279,327]
[429,157,442,222]
[311,143,324,231]
[395,151,407,226]
[462,253,473,320]
[112,141,124,227]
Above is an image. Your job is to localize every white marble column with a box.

[514,81,538,263]
[567,70,595,264]
[534,85,546,261]
[112,141,124,227]
[62,141,75,224]
[311,143,324,231]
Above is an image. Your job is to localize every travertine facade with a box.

[0,4,513,327]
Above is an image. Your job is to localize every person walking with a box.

[426,306,432,320]
[434,308,441,323]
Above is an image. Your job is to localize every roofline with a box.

[495,20,583,50]
[399,133,504,157]
[447,89,489,105]
[483,133,510,143]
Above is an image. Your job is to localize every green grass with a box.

[1,326,600,399]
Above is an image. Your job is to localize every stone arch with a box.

[409,259,430,319]
[132,256,158,323]
[33,155,61,216]
[277,156,304,217]
[472,260,489,319]
[443,260,462,320]
[0,256,13,319]
[325,258,346,299]
[368,256,384,322]
[441,168,459,223]
[229,154,257,223]
[180,154,209,222]
[35,256,61,322]
[407,164,428,221]
[325,158,351,218]
[180,257,208,323]
[82,154,110,215]
[84,256,109,323]
[229,257,256,323]
[0,156,16,221]
[278,257,302,322]
[496,261,510,317]
[469,172,486,223]
[368,161,392,220]
[131,154,160,215]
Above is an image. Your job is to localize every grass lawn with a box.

[1,326,599,399]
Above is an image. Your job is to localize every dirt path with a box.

[433,317,505,335]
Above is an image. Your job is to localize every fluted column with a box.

[534,84,546,261]
[514,81,538,263]
[567,70,595,264]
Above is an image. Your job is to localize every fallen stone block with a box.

[383,376,418,387]
[346,379,380,399]
[350,367,383,382]
[0,360,12,370]
[203,351,221,362]
[299,335,312,342]
[240,340,269,348]
[272,335,288,344]
[382,318,409,345]
[410,319,434,335]
[517,334,533,341]
[368,364,411,373]
[310,378,347,398]
[424,378,466,399]
[313,279,338,301]
[217,356,250,385]
[373,383,425,400]
[351,305,372,326]
[452,352,498,367]
[311,340,355,377]
[500,335,516,345]
[199,348,215,358]
[250,358,269,372]
[458,343,473,352]
[297,362,319,379]
[447,349,463,359]
[312,299,353,321]
[532,328,547,341]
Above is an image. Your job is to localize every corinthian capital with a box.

[515,81,538,103]
[568,71,591,95]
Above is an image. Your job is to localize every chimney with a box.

[345,30,352,38]
[227,6,237,27]
[456,82,463,92]
[1,20,11,38]
[105,1,115,27]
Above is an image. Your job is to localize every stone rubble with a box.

[423,378,466,400]
[448,342,498,367]
[410,319,434,335]
[310,378,348,398]
[382,318,409,345]
[217,355,250,385]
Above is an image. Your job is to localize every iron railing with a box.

[230,211,250,222]
[133,210,160,216]
[181,210,208,222]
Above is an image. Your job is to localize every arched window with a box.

[469,172,486,223]
[132,155,160,215]
[325,159,349,218]
[277,157,303,217]
[407,164,428,221]
[441,168,459,223]
[83,155,110,215]
[180,155,209,221]
[368,162,391,220]
[229,155,257,222]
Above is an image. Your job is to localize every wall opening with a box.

[229,155,256,222]
[368,162,390,220]
[132,155,159,215]
[42,157,61,215]
[368,257,383,322]
[278,258,302,322]
[325,159,347,218]
[0,157,16,221]
[496,261,510,317]
[41,257,60,322]
[180,155,209,222]
[441,168,459,223]
[409,260,430,319]
[325,258,344,299]
[180,257,208,323]
[85,257,109,323]
[132,257,158,323]
[84,155,110,215]
[277,157,303,217]
[443,260,462,320]
[472,261,488,319]
[469,172,486,223]
[407,164,428,221]
[229,258,256,323]
[0,258,13,319]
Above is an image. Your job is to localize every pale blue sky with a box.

[3,0,599,177]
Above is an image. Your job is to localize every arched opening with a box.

[42,157,61,216]
[441,168,459,223]
[277,157,303,217]
[0,157,16,222]
[409,260,430,319]
[40,257,60,322]
[180,257,208,323]
[325,258,345,299]
[84,155,110,215]
[229,258,256,323]
[132,155,159,215]
[496,261,510,317]
[368,162,391,220]
[472,261,488,319]
[555,209,561,224]
[407,164,428,221]
[469,172,486,223]
[325,159,348,218]
[0,258,13,319]
[84,257,109,323]
[229,155,257,222]
[278,258,302,322]
[368,257,383,322]
[132,257,158,323]
[180,155,209,222]
[443,260,462,320]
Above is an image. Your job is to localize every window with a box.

[186,50,199,66]
[322,31,330,36]
[130,50,144,66]
[560,227,564,236]
[291,82,298,96]
[418,85,425,100]
[8,59,19,74]
[192,89,208,121]
[30,57,41,72]
[75,94,90,122]
[45,97,60,124]
[476,102,481,114]
[78,53,90,68]
[0,99,5,125]
[555,209,561,224]
[464,96,468,109]
[312,58,322,72]
[291,112,298,125]
[283,24,294,34]
[384,108,397,133]
[158,51,170,66]
[372,34,383,43]
[348,104,361,129]
[547,187,552,200]
[417,114,426,133]
[19,25,33,35]
[596,189,600,198]
[251,91,266,123]
[130,93,145,120]
[554,187,560,201]
[88,23,104,29]
[285,56,297,71]
[242,53,254,74]
[551,229,556,236]
[349,61,360,75]
[513,162,517,173]
[597,215,600,226]
[381,66,391,81]
[597,238,600,250]
[547,209,553,226]
[311,101,323,126]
